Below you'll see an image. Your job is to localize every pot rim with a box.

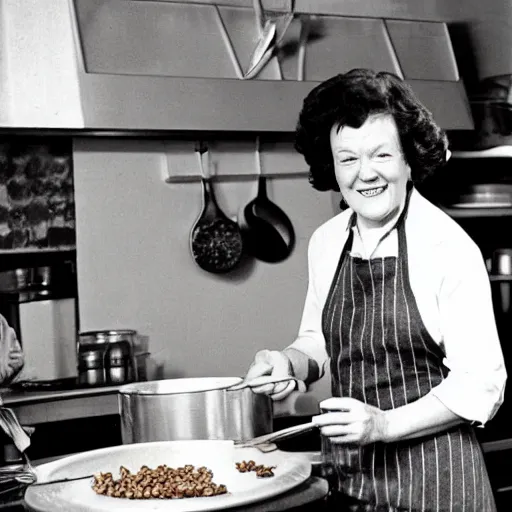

[118,377,244,395]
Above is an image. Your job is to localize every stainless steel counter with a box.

[0,386,122,405]
[0,386,122,426]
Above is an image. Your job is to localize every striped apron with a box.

[321,198,496,511]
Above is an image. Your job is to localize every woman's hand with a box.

[313,397,387,445]
[244,349,298,401]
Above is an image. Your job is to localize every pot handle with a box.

[227,375,303,391]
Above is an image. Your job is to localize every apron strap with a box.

[397,181,414,281]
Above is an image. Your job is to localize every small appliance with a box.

[0,264,78,384]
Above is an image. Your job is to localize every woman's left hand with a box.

[313,397,387,445]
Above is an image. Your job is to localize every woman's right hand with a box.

[244,349,297,401]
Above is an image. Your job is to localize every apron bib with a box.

[321,196,496,512]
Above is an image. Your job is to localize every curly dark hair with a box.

[294,69,449,192]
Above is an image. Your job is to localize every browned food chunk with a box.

[91,464,228,499]
[235,460,276,478]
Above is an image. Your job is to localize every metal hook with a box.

[255,136,262,176]
[195,141,209,179]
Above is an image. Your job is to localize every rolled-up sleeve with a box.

[284,230,329,385]
[429,241,506,426]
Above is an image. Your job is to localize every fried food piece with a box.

[92,464,228,499]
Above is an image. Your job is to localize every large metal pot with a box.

[119,378,273,444]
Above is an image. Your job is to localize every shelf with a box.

[489,275,512,282]
[481,438,512,453]
[0,248,76,272]
[163,139,309,183]
[164,172,308,183]
[441,206,512,218]
[452,146,512,159]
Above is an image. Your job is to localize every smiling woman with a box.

[330,114,411,238]
[242,68,506,511]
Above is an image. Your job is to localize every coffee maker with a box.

[0,263,78,384]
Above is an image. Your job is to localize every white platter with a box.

[25,440,311,512]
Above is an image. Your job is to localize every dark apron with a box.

[321,194,496,512]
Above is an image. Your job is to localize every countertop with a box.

[0,385,123,405]
[0,385,320,426]
[0,453,331,512]
[0,386,122,426]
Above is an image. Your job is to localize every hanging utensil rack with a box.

[163,137,309,183]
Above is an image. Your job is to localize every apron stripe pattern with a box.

[321,192,496,512]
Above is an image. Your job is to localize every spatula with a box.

[235,421,317,448]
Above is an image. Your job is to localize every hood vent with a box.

[0,0,473,133]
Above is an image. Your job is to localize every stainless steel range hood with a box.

[0,0,474,133]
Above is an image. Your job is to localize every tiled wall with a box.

[0,138,75,252]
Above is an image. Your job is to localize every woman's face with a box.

[330,114,411,229]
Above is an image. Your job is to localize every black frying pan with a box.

[241,138,295,263]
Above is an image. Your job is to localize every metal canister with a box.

[106,341,134,384]
[78,330,138,385]
[77,349,105,386]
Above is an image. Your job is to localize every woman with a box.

[245,69,506,511]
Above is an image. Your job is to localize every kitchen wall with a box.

[73,138,337,401]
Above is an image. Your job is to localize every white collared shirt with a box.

[285,188,507,426]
